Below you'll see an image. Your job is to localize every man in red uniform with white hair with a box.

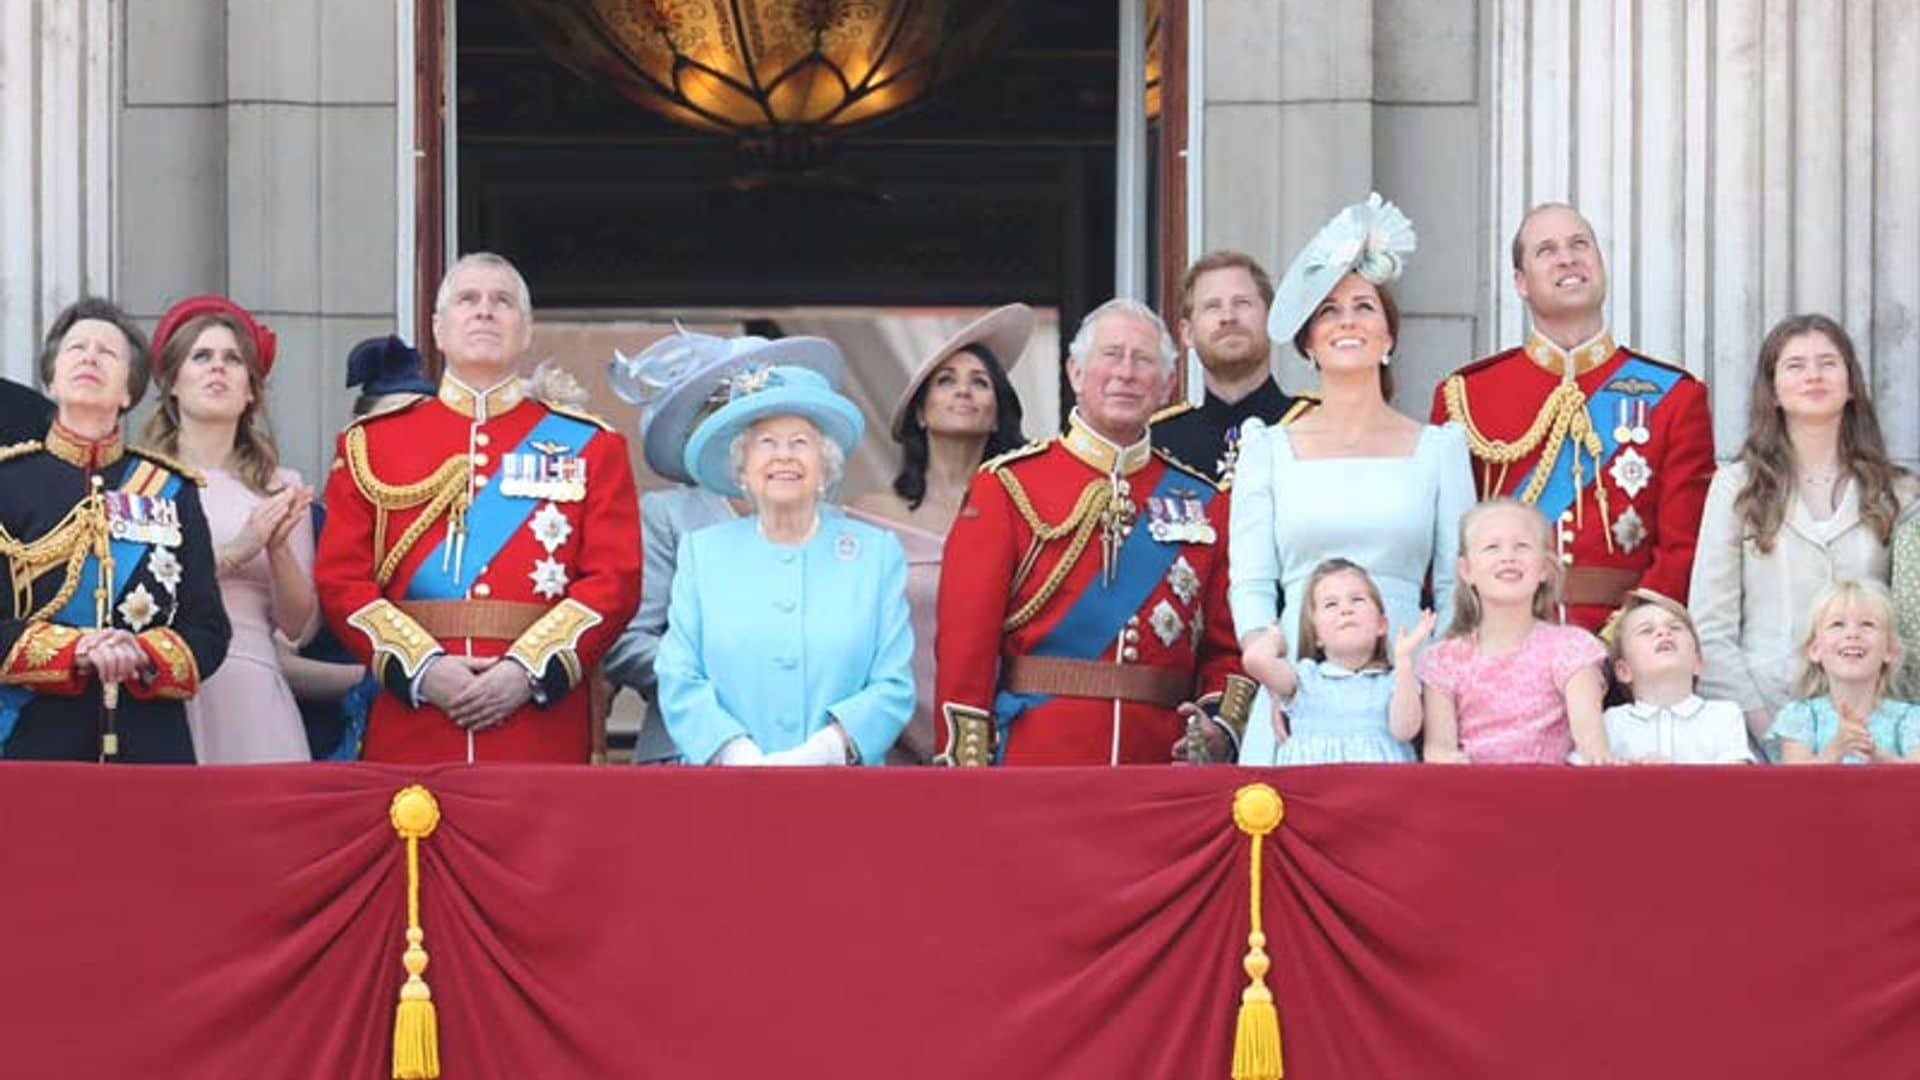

[935,298,1252,766]
[1431,203,1715,632]
[315,253,641,762]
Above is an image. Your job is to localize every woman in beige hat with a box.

[851,303,1033,762]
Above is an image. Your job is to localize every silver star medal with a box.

[1608,447,1652,500]
[1149,599,1184,647]
[1611,505,1647,553]
[117,583,158,632]
[529,557,569,599]
[529,502,573,554]
[1166,556,1200,606]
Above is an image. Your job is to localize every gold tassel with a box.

[390,785,442,1079]
[1231,783,1285,1080]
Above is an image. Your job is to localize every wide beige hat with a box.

[888,302,1035,441]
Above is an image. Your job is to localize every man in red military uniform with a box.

[1431,203,1715,632]
[935,298,1253,766]
[315,253,641,762]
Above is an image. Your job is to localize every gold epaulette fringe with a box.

[0,439,42,465]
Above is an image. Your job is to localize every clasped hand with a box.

[419,655,533,730]
[74,628,150,686]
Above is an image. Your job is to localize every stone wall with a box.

[116,0,401,482]
[1198,0,1487,416]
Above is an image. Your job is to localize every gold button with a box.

[475,433,491,447]
[473,452,490,467]
[473,474,488,488]
[1560,553,1575,565]
[1124,628,1140,643]
[1560,510,1574,523]
[474,583,492,598]
[1122,647,1139,662]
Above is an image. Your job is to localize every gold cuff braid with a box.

[936,703,995,767]
[505,598,603,690]
[347,599,442,681]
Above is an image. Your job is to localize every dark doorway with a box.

[454,1,1118,335]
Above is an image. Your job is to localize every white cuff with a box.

[713,737,766,766]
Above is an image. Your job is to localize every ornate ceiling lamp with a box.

[501,0,1018,173]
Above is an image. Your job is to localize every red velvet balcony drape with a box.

[2,763,1916,1078]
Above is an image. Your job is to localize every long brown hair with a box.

[1294,558,1391,670]
[1444,498,1564,639]
[138,312,285,495]
[1734,314,1904,553]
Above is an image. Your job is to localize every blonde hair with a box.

[1792,579,1905,700]
[1605,589,1700,668]
[1295,558,1391,670]
[1444,498,1564,638]
[138,311,285,496]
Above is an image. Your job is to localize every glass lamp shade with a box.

[501,0,1019,138]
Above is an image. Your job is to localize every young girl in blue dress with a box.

[1772,579,1920,764]
[1241,557,1432,764]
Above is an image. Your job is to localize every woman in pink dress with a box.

[852,304,1033,763]
[140,296,316,763]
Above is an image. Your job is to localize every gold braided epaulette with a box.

[128,446,205,486]
[980,438,1048,474]
[544,402,613,431]
[1150,400,1193,424]
[0,439,43,465]
[344,394,428,430]
[1153,447,1220,490]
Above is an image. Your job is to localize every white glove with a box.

[712,737,767,766]
[761,725,850,767]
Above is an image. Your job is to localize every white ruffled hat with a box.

[1267,192,1418,347]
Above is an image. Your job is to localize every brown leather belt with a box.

[399,599,545,642]
[1563,566,1639,609]
[1002,655,1189,708]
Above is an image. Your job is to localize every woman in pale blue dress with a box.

[1230,194,1475,765]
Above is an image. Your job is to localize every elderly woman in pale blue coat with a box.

[656,358,913,765]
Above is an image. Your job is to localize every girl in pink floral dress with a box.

[1417,499,1611,764]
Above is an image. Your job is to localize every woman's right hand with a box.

[227,487,297,567]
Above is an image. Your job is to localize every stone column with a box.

[0,0,115,385]
[117,0,402,482]
[1487,0,1920,464]
[1198,0,1490,410]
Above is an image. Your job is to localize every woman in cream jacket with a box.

[1689,314,1917,752]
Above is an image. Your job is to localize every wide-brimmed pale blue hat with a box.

[683,363,865,498]
[607,330,843,484]
[1267,192,1417,347]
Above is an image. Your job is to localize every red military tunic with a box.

[935,414,1244,765]
[315,374,641,762]
[1430,330,1715,631]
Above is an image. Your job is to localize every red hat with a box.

[150,295,278,376]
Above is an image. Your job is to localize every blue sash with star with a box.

[404,412,596,600]
[993,467,1210,745]
[1516,355,1684,524]
[0,467,181,753]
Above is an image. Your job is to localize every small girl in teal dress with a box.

[1772,579,1920,765]
[1241,557,1432,765]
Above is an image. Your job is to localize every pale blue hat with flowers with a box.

[607,329,843,484]
[1267,192,1418,346]
[682,362,865,498]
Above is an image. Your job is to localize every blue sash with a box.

[993,466,1211,745]
[405,412,597,599]
[0,470,180,753]
[1514,355,1683,524]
